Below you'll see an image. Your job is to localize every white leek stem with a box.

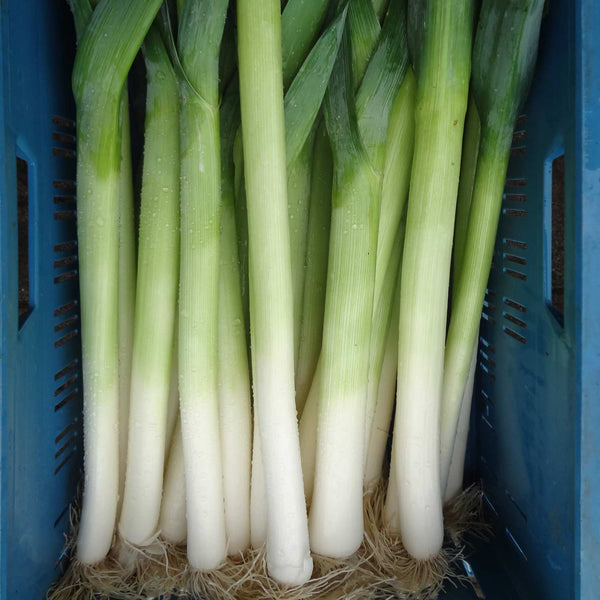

[444,339,477,502]
[298,359,321,504]
[250,417,267,548]
[159,419,187,544]
[237,0,312,583]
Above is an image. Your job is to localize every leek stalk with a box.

[388,0,473,560]
[119,24,180,546]
[218,80,252,555]
[176,0,229,569]
[70,0,163,564]
[441,0,545,493]
[308,24,380,558]
[237,0,312,584]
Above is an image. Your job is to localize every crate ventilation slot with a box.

[510,119,527,158]
[503,297,527,313]
[53,179,76,191]
[54,417,79,475]
[54,390,79,412]
[504,253,527,266]
[482,493,499,518]
[505,527,528,562]
[54,240,77,255]
[55,434,77,460]
[504,267,527,281]
[52,123,76,160]
[54,300,78,317]
[54,194,76,205]
[505,489,528,522]
[52,115,76,130]
[505,177,527,187]
[505,193,526,202]
[52,131,76,145]
[504,238,527,250]
[54,449,77,475]
[504,208,527,218]
[503,326,527,344]
[462,559,486,599]
[54,210,76,220]
[54,358,79,381]
[54,270,78,285]
[481,399,494,430]
[54,255,77,269]
[503,311,527,329]
[55,329,78,348]
[54,315,78,333]
[53,504,71,529]
[479,335,496,354]
[54,375,78,402]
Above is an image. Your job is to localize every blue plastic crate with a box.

[0,1,598,599]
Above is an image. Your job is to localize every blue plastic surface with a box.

[0,1,81,598]
[0,0,598,599]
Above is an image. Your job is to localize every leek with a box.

[159,419,187,544]
[441,0,545,492]
[444,96,481,501]
[364,272,401,486]
[237,0,312,584]
[308,23,380,558]
[119,24,180,546]
[71,0,162,564]
[295,122,333,414]
[117,89,136,511]
[281,0,330,87]
[218,79,252,555]
[388,0,473,560]
[288,135,315,371]
[364,213,405,487]
[177,0,229,569]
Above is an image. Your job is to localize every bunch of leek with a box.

[58,0,546,596]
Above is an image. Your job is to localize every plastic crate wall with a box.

[0,1,598,599]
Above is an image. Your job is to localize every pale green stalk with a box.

[176,0,229,569]
[388,0,473,560]
[364,212,406,479]
[364,270,401,486]
[295,122,333,414]
[444,95,481,501]
[363,71,415,452]
[70,0,163,564]
[288,133,315,371]
[283,7,348,371]
[218,80,252,555]
[373,68,415,318]
[308,25,380,558]
[441,0,545,493]
[119,25,179,546]
[453,95,481,293]
[237,0,312,585]
[68,0,137,516]
[117,88,136,513]
[233,133,251,352]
